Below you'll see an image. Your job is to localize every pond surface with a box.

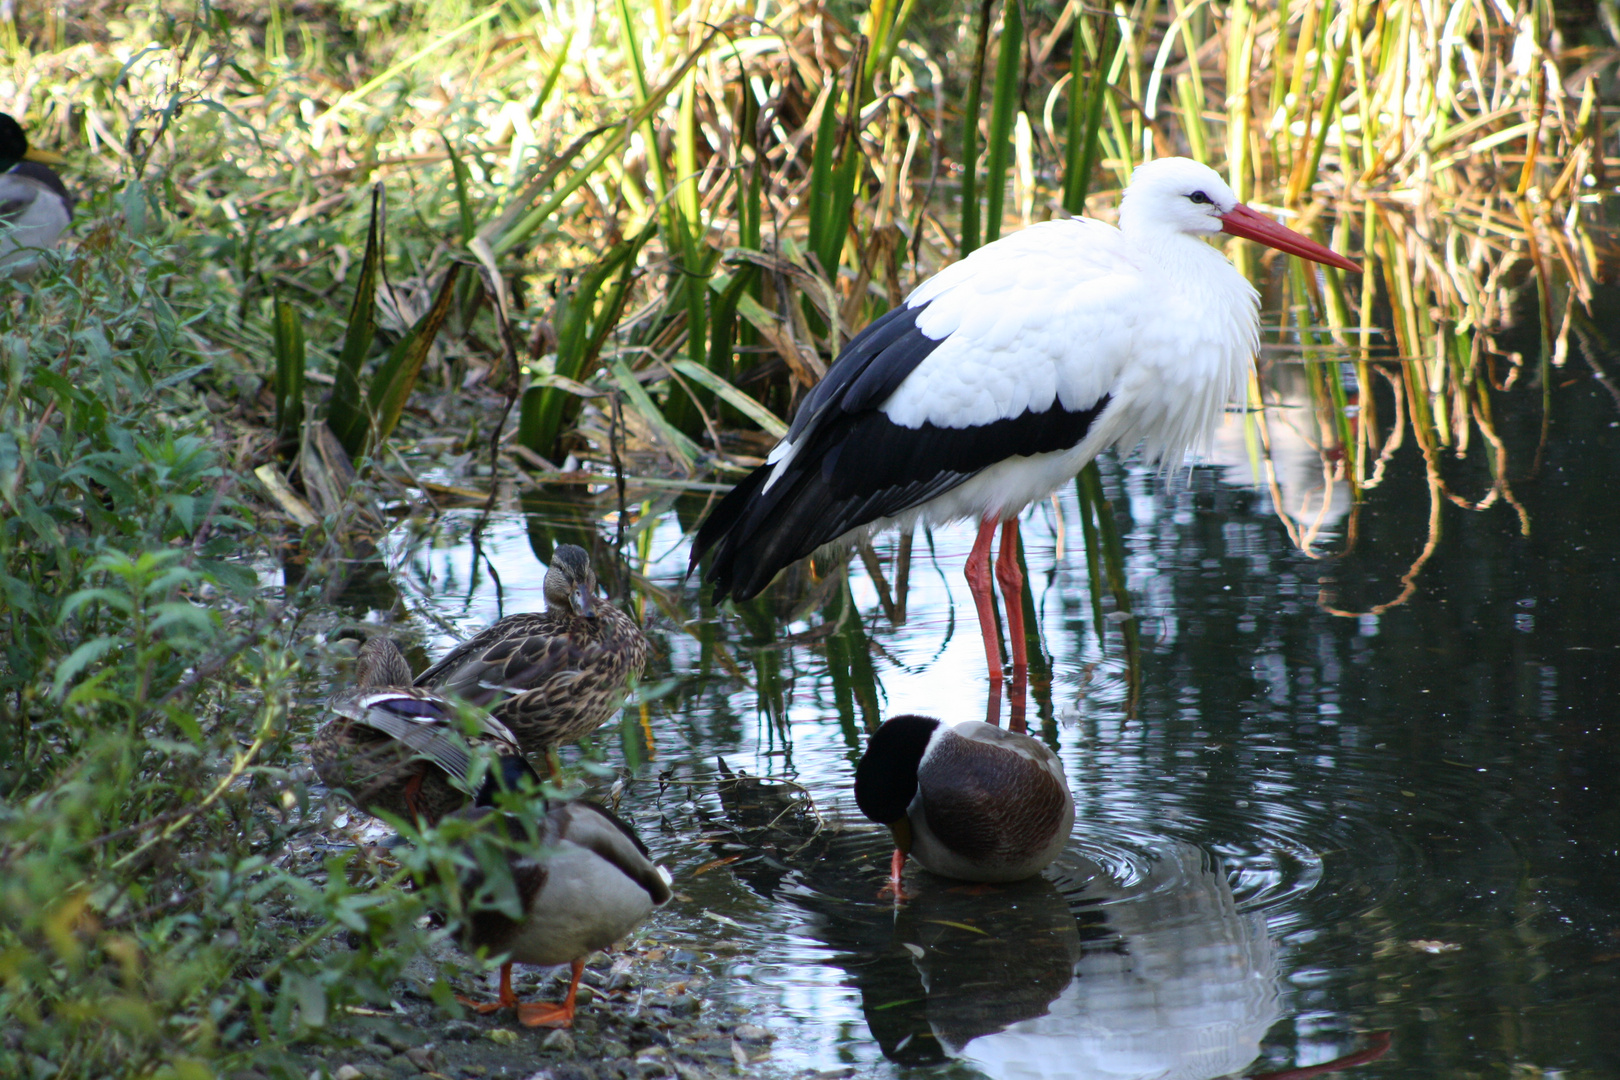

[363,329,1620,1078]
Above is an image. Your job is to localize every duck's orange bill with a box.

[1220,203,1361,273]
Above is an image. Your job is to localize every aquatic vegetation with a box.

[1,0,1615,1075]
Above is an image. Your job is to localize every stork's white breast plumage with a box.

[692,156,1358,681]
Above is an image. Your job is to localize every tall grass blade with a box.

[609,359,701,472]
[982,0,1022,245]
[671,360,788,439]
[365,263,463,456]
[806,70,853,282]
[271,298,305,451]
[442,135,477,245]
[326,185,384,460]
[960,0,994,255]
[1063,11,1119,214]
[517,223,655,460]
[487,30,721,259]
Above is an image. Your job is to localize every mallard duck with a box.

[415,545,649,763]
[0,113,74,277]
[449,799,672,1028]
[854,715,1074,894]
[311,637,538,825]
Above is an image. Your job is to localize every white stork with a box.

[690,157,1359,683]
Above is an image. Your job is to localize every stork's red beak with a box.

[1220,203,1361,273]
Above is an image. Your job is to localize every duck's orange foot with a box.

[455,994,507,1016]
[517,1000,575,1028]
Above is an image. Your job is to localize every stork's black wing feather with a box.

[693,297,1111,601]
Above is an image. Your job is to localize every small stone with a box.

[374,1032,415,1054]
[541,1029,575,1054]
[732,1024,773,1043]
[671,1065,713,1080]
[441,1020,481,1042]
[667,995,701,1018]
[484,1028,519,1047]
[335,1067,364,1080]
[404,1047,443,1072]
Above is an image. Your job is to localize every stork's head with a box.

[1119,157,1360,272]
[1119,157,1237,238]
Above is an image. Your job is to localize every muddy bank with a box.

[248,935,793,1080]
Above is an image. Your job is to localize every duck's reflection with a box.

[939,845,1277,1080]
[708,769,1279,1079]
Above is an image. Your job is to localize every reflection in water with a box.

[706,769,1276,1079]
[906,845,1275,1080]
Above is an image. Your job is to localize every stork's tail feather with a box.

[689,464,776,601]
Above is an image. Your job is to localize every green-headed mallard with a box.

[854,715,1074,895]
[449,798,672,1028]
[0,113,74,277]
[311,637,538,825]
[415,545,649,762]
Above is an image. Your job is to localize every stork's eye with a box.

[1187,191,1213,205]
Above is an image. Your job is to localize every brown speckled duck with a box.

[449,798,672,1027]
[414,545,649,764]
[311,637,538,825]
[854,715,1074,896]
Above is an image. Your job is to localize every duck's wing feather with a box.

[332,688,522,787]
[413,614,553,698]
[423,617,642,707]
[919,724,1072,866]
[554,801,673,906]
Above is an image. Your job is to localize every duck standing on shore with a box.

[447,799,672,1028]
[415,545,649,768]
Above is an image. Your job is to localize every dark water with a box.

[367,338,1620,1078]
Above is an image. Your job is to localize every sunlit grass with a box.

[1,0,1614,1069]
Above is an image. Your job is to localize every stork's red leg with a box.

[994,519,1028,680]
[1008,669,1028,735]
[517,957,584,1028]
[965,518,1003,683]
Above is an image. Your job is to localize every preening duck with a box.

[690,158,1359,683]
[311,637,538,825]
[415,544,649,764]
[449,799,672,1027]
[854,715,1074,894]
[0,112,74,277]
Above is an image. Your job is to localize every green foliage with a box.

[518,223,656,461]
[324,187,384,463]
[271,300,306,450]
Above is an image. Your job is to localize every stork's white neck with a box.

[1129,228,1253,309]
